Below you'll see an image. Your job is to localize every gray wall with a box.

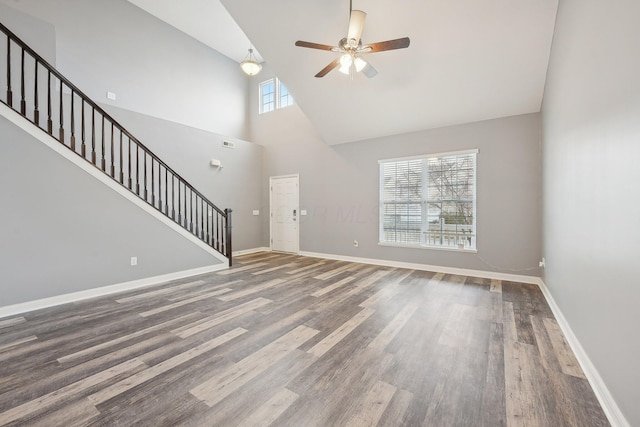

[0,1,263,307]
[0,3,56,65]
[251,67,542,276]
[103,104,264,252]
[541,0,640,424]
[0,114,222,307]
[0,0,249,140]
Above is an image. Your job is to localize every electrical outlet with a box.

[131,256,137,266]
[353,240,359,247]
[253,210,260,216]
[539,258,545,268]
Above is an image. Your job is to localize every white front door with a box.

[270,175,299,253]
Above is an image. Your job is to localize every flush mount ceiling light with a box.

[240,48,262,76]
[294,0,410,78]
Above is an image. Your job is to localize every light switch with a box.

[106,91,116,100]
[300,210,308,216]
[252,210,260,216]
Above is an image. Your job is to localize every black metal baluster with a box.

[183,184,187,227]
[136,146,140,195]
[219,215,227,254]
[164,167,168,214]
[110,122,115,177]
[81,101,86,158]
[59,79,64,142]
[70,90,75,151]
[119,131,124,184]
[151,158,155,206]
[128,137,132,189]
[20,48,25,114]
[91,107,96,164]
[205,204,210,244]
[172,175,176,220]
[225,209,233,265]
[143,151,148,200]
[200,199,204,239]
[195,196,199,236]
[177,179,181,223]
[158,164,163,211]
[101,116,106,171]
[47,71,52,134]
[217,213,221,251]
[6,37,12,106]
[190,190,194,232]
[33,59,39,125]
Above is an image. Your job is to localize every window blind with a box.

[379,150,477,250]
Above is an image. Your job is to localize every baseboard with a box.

[298,251,541,285]
[233,247,271,257]
[0,263,227,319]
[537,279,630,427]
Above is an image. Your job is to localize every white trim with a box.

[298,251,540,285]
[233,247,271,257]
[0,264,227,319]
[0,103,228,265]
[537,279,630,427]
[378,148,479,164]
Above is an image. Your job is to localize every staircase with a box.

[0,22,233,265]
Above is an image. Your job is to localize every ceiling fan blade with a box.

[362,62,378,78]
[347,10,366,47]
[363,37,411,53]
[315,58,341,78]
[295,41,337,51]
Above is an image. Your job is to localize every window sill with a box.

[378,241,478,253]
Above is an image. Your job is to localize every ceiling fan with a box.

[295,0,410,78]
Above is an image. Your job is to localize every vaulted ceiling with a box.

[129,0,559,145]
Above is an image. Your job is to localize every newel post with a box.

[225,208,233,266]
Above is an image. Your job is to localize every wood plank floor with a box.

[0,252,609,426]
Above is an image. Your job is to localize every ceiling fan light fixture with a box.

[240,48,262,76]
[354,57,367,72]
[339,54,353,74]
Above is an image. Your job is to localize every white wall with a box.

[541,0,640,424]
[251,66,542,277]
[0,0,249,140]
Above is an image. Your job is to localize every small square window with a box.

[259,79,276,114]
[279,82,293,108]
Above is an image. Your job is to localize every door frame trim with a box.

[269,174,300,254]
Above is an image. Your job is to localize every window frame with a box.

[378,149,478,252]
[259,77,294,114]
[259,79,275,114]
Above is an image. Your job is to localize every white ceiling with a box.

[128,0,559,145]
[125,0,263,63]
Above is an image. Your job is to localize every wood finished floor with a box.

[0,252,609,426]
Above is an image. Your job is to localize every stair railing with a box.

[0,22,232,265]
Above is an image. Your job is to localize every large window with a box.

[379,149,477,251]
[259,77,294,114]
